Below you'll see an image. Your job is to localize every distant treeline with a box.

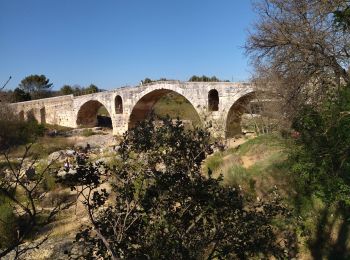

[188,75,230,82]
[140,75,230,85]
[1,74,230,103]
[0,74,101,103]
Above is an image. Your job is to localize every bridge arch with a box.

[40,107,46,124]
[208,89,219,111]
[128,88,201,130]
[225,92,255,138]
[76,100,113,128]
[18,110,24,121]
[115,95,123,114]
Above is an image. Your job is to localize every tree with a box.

[60,85,74,95]
[334,3,350,30]
[246,0,350,113]
[290,85,350,258]
[142,78,153,84]
[85,84,99,94]
[60,116,292,259]
[12,88,31,102]
[19,75,53,99]
[0,105,70,258]
[0,146,73,258]
[189,75,222,82]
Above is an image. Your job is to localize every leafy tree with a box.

[290,85,350,258]
[12,88,31,102]
[85,84,99,93]
[189,75,221,82]
[19,75,53,99]
[60,85,74,95]
[334,3,350,30]
[142,78,153,84]
[0,105,44,151]
[0,103,71,259]
[60,116,292,259]
[0,146,73,258]
[246,0,350,114]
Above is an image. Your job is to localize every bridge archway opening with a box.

[76,100,112,128]
[115,95,123,114]
[40,107,46,124]
[225,93,255,138]
[19,111,24,121]
[129,89,201,130]
[208,89,219,111]
[26,109,36,122]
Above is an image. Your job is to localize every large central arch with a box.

[128,89,201,129]
[225,92,255,138]
[76,100,112,128]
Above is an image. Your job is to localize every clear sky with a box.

[0,0,255,90]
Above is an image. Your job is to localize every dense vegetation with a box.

[58,117,292,259]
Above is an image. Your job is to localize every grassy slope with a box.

[153,93,201,126]
[204,135,350,259]
[204,135,292,198]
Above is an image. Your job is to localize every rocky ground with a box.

[3,127,253,259]
[2,127,119,260]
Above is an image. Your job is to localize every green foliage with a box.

[81,129,95,137]
[152,93,201,127]
[0,195,18,249]
[0,117,45,151]
[61,117,292,259]
[19,74,53,99]
[291,87,350,205]
[189,75,228,82]
[60,84,100,96]
[60,85,74,95]
[0,147,73,258]
[85,84,99,93]
[12,87,31,102]
[142,77,153,84]
[290,86,350,258]
[41,171,58,191]
[334,4,350,31]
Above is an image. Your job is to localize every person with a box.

[86,143,91,152]
[64,159,70,171]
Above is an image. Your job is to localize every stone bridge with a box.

[10,81,254,138]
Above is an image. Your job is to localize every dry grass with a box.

[3,136,74,160]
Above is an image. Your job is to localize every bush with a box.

[81,129,95,137]
[290,86,350,258]
[0,106,45,151]
[0,195,19,249]
[61,117,293,259]
[291,87,350,205]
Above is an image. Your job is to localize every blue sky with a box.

[0,0,255,90]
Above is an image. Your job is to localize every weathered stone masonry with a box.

[10,81,254,138]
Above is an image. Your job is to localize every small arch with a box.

[225,93,255,138]
[76,100,112,128]
[26,109,36,122]
[40,107,46,124]
[115,95,123,114]
[19,111,24,121]
[208,89,219,111]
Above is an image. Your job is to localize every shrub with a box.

[61,117,293,259]
[0,106,45,151]
[0,195,18,249]
[81,129,95,137]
